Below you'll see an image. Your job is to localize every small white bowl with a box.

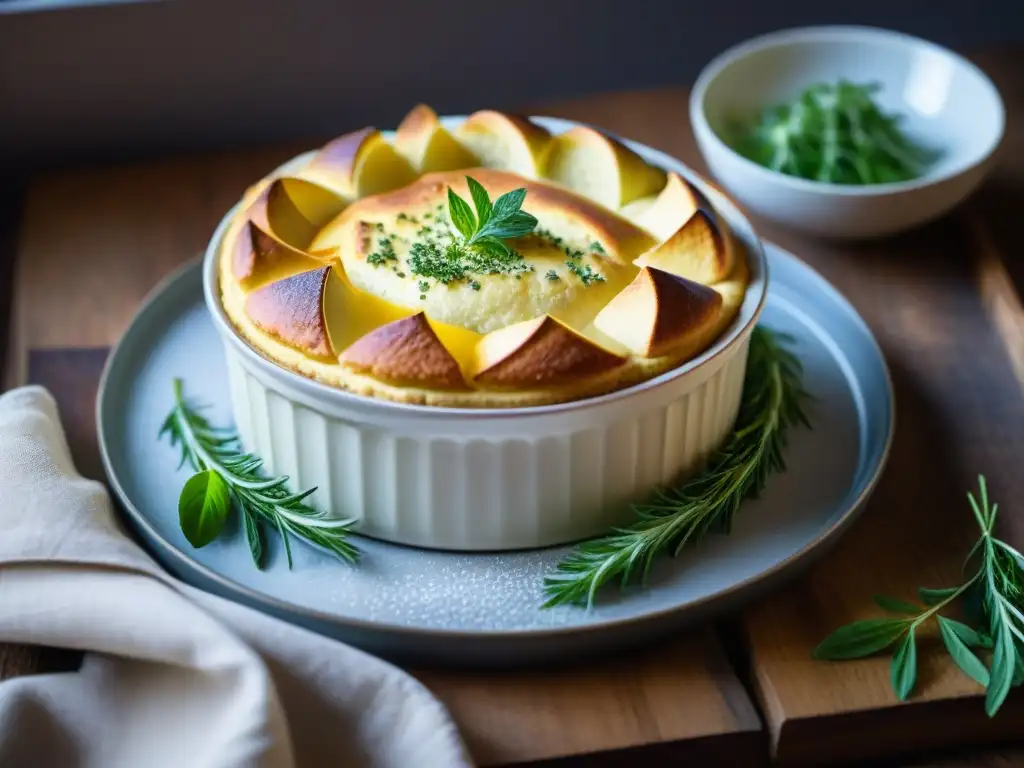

[690,25,1005,239]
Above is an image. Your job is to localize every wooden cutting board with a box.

[5,46,1024,765]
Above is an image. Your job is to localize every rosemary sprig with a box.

[814,476,1024,716]
[543,326,812,608]
[159,378,359,568]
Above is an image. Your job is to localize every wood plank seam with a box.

[969,212,1024,394]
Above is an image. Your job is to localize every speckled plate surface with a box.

[97,242,893,667]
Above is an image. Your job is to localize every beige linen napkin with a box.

[0,385,474,768]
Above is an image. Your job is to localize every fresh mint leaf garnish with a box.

[160,378,359,569]
[814,476,1024,717]
[466,176,492,225]
[448,176,538,257]
[404,175,540,292]
[447,187,477,241]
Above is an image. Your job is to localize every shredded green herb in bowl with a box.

[726,80,941,185]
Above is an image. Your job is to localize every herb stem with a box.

[542,327,811,608]
[815,476,1024,717]
[161,379,359,568]
[913,572,981,628]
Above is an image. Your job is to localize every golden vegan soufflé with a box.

[217,105,750,408]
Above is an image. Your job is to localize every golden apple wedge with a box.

[592,267,723,358]
[472,315,626,388]
[634,210,733,284]
[618,195,655,222]
[706,256,751,339]
[231,217,332,292]
[395,104,479,173]
[302,127,418,200]
[544,126,667,210]
[628,172,701,241]
[244,267,333,358]
[247,177,347,249]
[339,312,470,390]
[321,262,416,353]
[454,110,552,178]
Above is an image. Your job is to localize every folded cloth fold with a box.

[0,386,473,768]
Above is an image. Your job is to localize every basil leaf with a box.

[873,595,921,615]
[891,628,918,700]
[447,187,476,240]
[938,616,990,687]
[179,469,231,548]
[466,176,492,227]
[812,618,910,660]
[244,509,265,569]
[919,586,959,605]
[985,625,1015,717]
[492,187,526,219]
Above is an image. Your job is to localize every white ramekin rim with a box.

[689,25,1006,198]
[202,115,769,424]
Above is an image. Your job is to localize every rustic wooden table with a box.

[3,45,1024,767]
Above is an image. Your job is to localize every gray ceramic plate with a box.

[97,242,894,667]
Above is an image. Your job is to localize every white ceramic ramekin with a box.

[203,116,768,551]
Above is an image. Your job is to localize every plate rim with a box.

[96,242,895,640]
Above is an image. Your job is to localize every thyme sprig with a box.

[159,378,359,569]
[814,476,1024,716]
[543,326,812,608]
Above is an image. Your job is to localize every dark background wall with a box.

[1,0,1022,171]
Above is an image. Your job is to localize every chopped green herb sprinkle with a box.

[375,222,385,232]
[407,237,533,286]
[470,280,481,291]
[545,270,560,281]
[535,228,564,249]
[589,241,605,254]
[366,236,398,266]
[418,279,430,293]
[566,259,606,286]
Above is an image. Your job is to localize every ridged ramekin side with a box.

[220,334,751,551]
